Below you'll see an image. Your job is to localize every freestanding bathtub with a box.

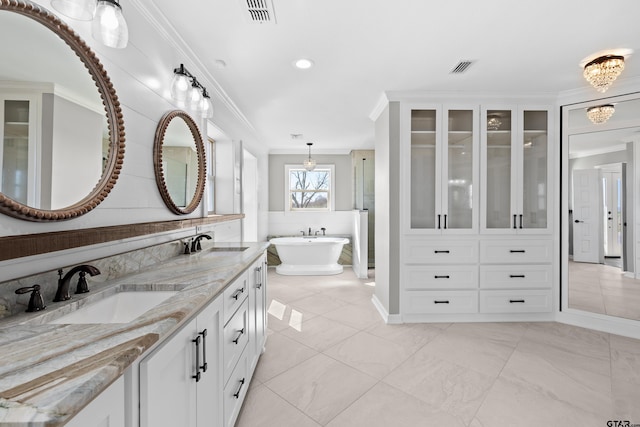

[269,236,349,275]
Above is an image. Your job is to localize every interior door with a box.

[572,168,601,263]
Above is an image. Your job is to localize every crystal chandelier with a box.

[303,142,316,171]
[583,55,625,93]
[487,115,502,130]
[586,104,615,124]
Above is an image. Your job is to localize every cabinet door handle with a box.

[232,328,245,344]
[437,214,441,229]
[192,335,201,382]
[509,299,526,304]
[434,300,450,304]
[434,250,450,254]
[513,214,517,229]
[233,378,246,399]
[199,329,208,373]
[509,274,526,278]
[443,214,447,229]
[232,287,244,300]
[509,250,526,253]
[519,214,523,229]
[434,275,450,279]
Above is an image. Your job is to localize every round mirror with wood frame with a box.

[153,110,206,215]
[0,0,125,221]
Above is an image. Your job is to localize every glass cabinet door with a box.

[446,110,474,229]
[1,99,32,205]
[485,110,512,229]
[410,109,437,229]
[521,110,548,229]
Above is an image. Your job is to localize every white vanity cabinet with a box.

[139,296,224,427]
[65,376,126,427]
[248,254,267,371]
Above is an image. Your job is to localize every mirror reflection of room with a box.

[566,97,640,321]
[162,117,199,208]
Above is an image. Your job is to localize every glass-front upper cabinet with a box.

[408,105,479,233]
[481,106,551,234]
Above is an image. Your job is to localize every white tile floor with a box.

[236,269,640,427]
[569,260,640,321]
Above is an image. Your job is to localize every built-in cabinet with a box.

[138,253,267,427]
[400,100,554,321]
[65,376,126,427]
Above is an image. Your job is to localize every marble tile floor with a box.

[236,269,640,427]
[568,260,640,321]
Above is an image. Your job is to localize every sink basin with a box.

[48,291,178,324]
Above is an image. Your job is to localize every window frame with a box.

[284,164,335,212]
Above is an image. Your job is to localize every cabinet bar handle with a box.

[509,299,526,303]
[232,328,245,344]
[231,287,244,300]
[519,214,523,229]
[255,266,262,288]
[444,214,447,229]
[509,250,526,253]
[509,274,526,278]
[434,300,450,304]
[199,329,208,373]
[434,275,450,279]
[513,214,517,229]
[192,335,201,382]
[437,214,441,229]
[233,378,246,399]
[434,250,450,254]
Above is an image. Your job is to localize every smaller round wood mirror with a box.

[153,110,206,215]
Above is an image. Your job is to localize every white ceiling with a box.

[146,0,640,152]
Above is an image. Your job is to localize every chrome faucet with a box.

[191,234,212,252]
[54,265,101,302]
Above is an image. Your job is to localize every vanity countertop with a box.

[0,241,270,426]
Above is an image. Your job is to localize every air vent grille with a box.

[450,60,474,74]
[243,0,276,24]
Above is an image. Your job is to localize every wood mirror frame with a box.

[153,110,206,215]
[0,0,125,222]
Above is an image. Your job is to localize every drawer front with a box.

[223,273,248,324]
[405,239,478,264]
[403,290,478,314]
[479,265,552,289]
[479,290,552,313]
[405,266,478,290]
[223,350,249,427]
[223,299,249,384]
[479,240,552,264]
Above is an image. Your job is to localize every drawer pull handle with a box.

[509,250,526,253]
[434,275,450,279]
[199,329,208,373]
[232,328,245,344]
[434,250,450,254]
[192,335,201,382]
[434,300,450,304]
[509,274,526,278]
[509,299,526,304]
[233,378,246,399]
[255,266,263,288]
[231,287,245,300]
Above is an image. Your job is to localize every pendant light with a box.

[92,0,129,49]
[51,0,97,20]
[303,142,316,171]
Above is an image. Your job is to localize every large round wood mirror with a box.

[0,0,125,221]
[153,110,206,215]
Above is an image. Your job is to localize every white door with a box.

[572,169,601,263]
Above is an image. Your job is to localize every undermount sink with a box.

[48,291,178,324]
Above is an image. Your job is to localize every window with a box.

[285,164,335,211]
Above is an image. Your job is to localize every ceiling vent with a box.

[450,60,474,74]
[241,0,276,24]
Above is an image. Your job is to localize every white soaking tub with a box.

[269,236,349,275]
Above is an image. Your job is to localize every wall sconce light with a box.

[303,142,316,171]
[51,0,129,49]
[170,64,214,118]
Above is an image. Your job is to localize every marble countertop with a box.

[0,242,270,426]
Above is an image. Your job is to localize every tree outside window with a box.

[286,165,334,211]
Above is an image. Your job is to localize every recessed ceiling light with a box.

[213,59,227,69]
[293,58,314,69]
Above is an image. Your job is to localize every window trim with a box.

[284,164,335,212]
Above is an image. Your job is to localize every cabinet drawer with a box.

[403,290,478,314]
[479,265,552,289]
[223,273,248,324]
[405,239,478,264]
[479,240,552,264]
[405,266,478,290]
[223,350,249,427]
[479,290,552,313]
[223,299,249,384]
